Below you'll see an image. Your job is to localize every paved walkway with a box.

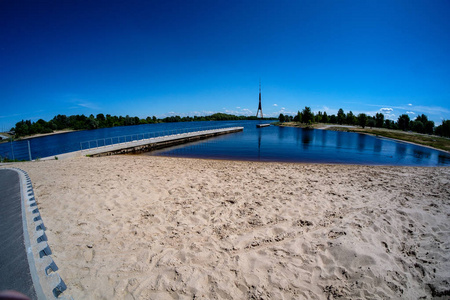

[0,169,37,299]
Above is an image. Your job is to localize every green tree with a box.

[367,117,376,128]
[435,120,450,137]
[96,113,105,121]
[415,114,428,124]
[278,113,285,123]
[397,114,411,131]
[302,106,314,124]
[48,121,57,131]
[375,113,384,128]
[414,114,434,134]
[337,108,345,125]
[51,114,68,130]
[284,115,293,122]
[315,111,323,123]
[294,111,302,123]
[322,111,329,123]
[14,120,29,137]
[88,114,99,129]
[357,113,368,128]
[384,119,395,129]
[411,121,424,133]
[424,120,434,135]
[346,111,356,125]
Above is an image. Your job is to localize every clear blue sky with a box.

[1,0,449,130]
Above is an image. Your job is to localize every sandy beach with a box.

[8,155,450,299]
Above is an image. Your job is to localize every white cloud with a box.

[68,98,100,111]
[236,106,241,109]
[376,108,396,120]
[160,110,219,118]
[406,111,415,114]
[201,110,216,115]
[368,103,450,119]
[241,108,253,116]
[380,108,393,113]
[409,105,450,115]
[273,104,278,107]
[408,103,412,106]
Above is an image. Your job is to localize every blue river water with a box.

[1,120,449,166]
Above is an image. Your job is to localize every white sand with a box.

[11,156,450,299]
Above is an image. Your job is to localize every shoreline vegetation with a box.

[10,113,276,140]
[7,107,450,153]
[277,122,450,153]
[274,106,450,153]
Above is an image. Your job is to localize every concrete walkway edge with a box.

[6,168,72,300]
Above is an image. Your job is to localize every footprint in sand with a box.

[328,230,346,239]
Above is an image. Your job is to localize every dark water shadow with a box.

[302,129,313,150]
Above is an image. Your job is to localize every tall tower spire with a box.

[256,79,263,118]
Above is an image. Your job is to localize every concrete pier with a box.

[42,127,243,160]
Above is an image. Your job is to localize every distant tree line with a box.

[278,107,450,138]
[12,113,275,138]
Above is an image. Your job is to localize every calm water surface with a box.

[1,120,449,166]
[146,121,450,166]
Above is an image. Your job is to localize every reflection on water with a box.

[438,154,450,165]
[4,119,448,166]
[374,138,382,153]
[296,128,301,147]
[413,149,431,162]
[257,129,262,160]
[395,142,407,157]
[302,129,313,150]
[336,131,344,150]
[148,121,450,166]
[278,126,286,141]
[357,134,366,152]
[321,129,327,146]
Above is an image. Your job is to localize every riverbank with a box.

[15,129,78,141]
[323,126,450,153]
[8,155,450,299]
[277,122,450,153]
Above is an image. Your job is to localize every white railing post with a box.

[10,140,15,161]
[28,140,32,161]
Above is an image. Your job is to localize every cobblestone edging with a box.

[10,168,71,299]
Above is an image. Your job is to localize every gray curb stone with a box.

[7,168,72,299]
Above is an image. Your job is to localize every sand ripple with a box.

[16,156,450,299]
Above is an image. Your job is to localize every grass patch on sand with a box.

[275,122,318,129]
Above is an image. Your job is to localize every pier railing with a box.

[0,140,33,162]
[79,125,235,151]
